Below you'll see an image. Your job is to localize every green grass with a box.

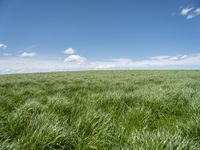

[0,70,200,149]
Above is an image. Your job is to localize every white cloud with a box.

[0,43,7,49]
[180,7,200,19]
[186,15,193,19]
[180,7,193,16]
[64,48,87,65]
[64,54,87,65]
[0,58,64,74]
[195,8,200,14]
[0,53,200,74]
[186,8,200,19]
[64,48,76,55]
[150,55,188,61]
[89,54,200,69]
[20,52,36,57]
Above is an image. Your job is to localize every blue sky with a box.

[0,0,200,73]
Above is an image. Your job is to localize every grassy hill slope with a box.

[1,71,200,149]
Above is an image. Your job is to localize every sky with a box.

[0,0,200,74]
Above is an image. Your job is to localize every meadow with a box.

[0,70,200,149]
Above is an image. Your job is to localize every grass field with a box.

[0,70,200,149]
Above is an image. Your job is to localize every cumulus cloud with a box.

[64,48,76,55]
[64,48,87,65]
[180,7,193,16]
[20,52,36,57]
[0,43,7,49]
[180,7,200,19]
[64,54,87,65]
[186,8,200,19]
